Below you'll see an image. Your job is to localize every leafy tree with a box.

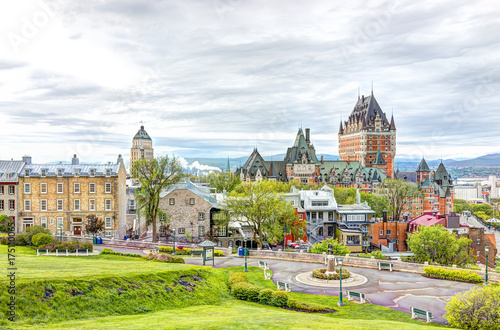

[334,187,356,204]
[18,226,51,246]
[453,199,471,214]
[206,171,241,193]
[376,179,422,221]
[445,285,500,329]
[360,193,389,218]
[471,204,493,217]
[406,225,474,266]
[310,238,349,255]
[0,215,14,233]
[131,155,183,242]
[220,180,297,248]
[84,215,105,238]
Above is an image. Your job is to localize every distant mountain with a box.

[445,153,500,166]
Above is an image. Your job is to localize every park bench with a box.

[347,291,366,304]
[36,249,50,256]
[75,249,89,256]
[276,281,291,292]
[55,249,69,257]
[191,250,204,257]
[258,260,269,270]
[264,270,271,280]
[411,307,434,323]
[378,262,393,271]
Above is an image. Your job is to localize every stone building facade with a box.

[0,159,25,225]
[17,154,127,237]
[130,125,154,171]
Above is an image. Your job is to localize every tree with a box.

[333,187,356,204]
[84,215,105,238]
[206,171,241,193]
[406,225,474,266]
[445,285,500,329]
[376,179,422,221]
[220,180,297,248]
[131,155,183,242]
[453,199,471,214]
[360,192,389,218]
[0,215,14,233]
[310,238,349,255]
[472,204,493,217]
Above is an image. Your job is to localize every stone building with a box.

[338,91,396,178]
[130,125,154,171]
[159,178,218,241]
[0,159,25,226]
[17,154,127,237]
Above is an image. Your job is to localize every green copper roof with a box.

[133,126,152,140]
[372,149,386,165]
[416,158,430,172]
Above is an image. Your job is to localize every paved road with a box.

[184,256,477,325]
[94,245,477,325]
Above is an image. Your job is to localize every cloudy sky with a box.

[0,0,499,164]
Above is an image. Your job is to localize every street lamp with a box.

[337,257,345,307]
[244,237,248,272]
[484,245,489,285]
[59,225,63,241]
[172,227,176,255]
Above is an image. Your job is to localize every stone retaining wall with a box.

[249,250,500,282]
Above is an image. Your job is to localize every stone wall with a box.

[248,249,500,282]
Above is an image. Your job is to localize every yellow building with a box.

[130,125,154,172]
[17,154,127,238]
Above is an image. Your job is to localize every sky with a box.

[0,0,499,165]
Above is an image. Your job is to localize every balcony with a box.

[362,241,370,246]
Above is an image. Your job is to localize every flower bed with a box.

[157,246,223,256]
[423,266,482,284]
[312,268,350,280]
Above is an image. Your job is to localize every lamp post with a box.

[244,237,248,272]
[172,227,176,255]
[484,245,489,285]
[337,257,345,307]
[59,225,63,241]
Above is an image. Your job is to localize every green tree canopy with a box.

[471,203,493,217]
[376,179,422,221]
[206,171,241,193]
[310,237,349,255]
[406,225,474,266]
[131,155,183,242]
[220,180,298,248]
[453,199,471,214]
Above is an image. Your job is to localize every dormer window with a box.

[25,169,30,177]
[105,169,111,177]
[57,169,63,177]
[41,169,46,177]
[89,169,95,177]
[74,169,80,177]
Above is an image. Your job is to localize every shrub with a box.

[32,233,55,247]
[100,248,114,253]
[0,237,7,245]
[310,238,349,255]
[312,268,350,280]
[228,273,248,289]
[0,215,14,233]
[286,298,328,312]
[101,250,142,258]
[171,257,186,263]
[270,290,289,307]
[38,240,94,253]
[423,266,482,283]
[18,226,51,246]
[445,285,500,329]
[232,282,259,301]
[258,288,274,305]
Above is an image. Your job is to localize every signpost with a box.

[199,240,217,267]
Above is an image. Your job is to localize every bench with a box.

[264,271,271,280]
[259,260,269,270]
[276,281,291,292]
[36,249,50,256]
[151,247,160,253]
[75,249,89,256]
[378,262,393,271]
[411,307,434,323]
[55,249,69,257]
[191,250,204,257]
[347,291,366,303]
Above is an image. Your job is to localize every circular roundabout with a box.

[294,269,368,288]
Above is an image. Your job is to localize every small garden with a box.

[423,266,483,284]
[312,267,350,280]
[157,245,223,256]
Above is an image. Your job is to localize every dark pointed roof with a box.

[416,158,430,172]
[339,121,343,134]
[433,162,452,187]
[284,128,318,164]
[372,149,386,165]
[133,125,151,140]
[348,94,389,127]
[390,115,396,130]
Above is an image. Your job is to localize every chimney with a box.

[72,154,79,165]
[22,155,32,165]
[117,154,123,164]
[141,125,144,130]
[305,128,310,145]
[321,155,324,164]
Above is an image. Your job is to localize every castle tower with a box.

[416,157,431,184]
[338,92,396,178]
[130,125,154,171]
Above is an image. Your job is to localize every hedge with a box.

[100,249,142,258]
[157,246,223,256]
[423,266,482,284]
[38,241,93,253]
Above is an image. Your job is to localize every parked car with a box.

[296,243,309,250]
[261,242,272,250]
[289,240,306,249]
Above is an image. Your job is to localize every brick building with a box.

[371,221,409,252]
[17,154,127,237]
[0,159,25,226]
[338,92,396,178]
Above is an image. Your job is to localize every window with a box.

[178,228,185,234]
[169,198,175,205]
[24,200,31,211]
[50,218,54,225]
[57,183,63,193]
[74,183,80,193]
[57,199,63,211]
[105,169,111,177]
[57,169,63,177]
[9,200,15,210]
[311,201,328,206]
[0,186,3,194]
[199,226,205,237]
[74,169,80,177]
[40,183,47,194]
[198,212,205,221]
[0,200,3,210]
[189,198,195,205]
[41,169,46,177]
[105,183,112,193]
[89,169,95,177]
[397,230,399,235]
[298,214,303,220]
[105,199,111,211]
[380,230,383,236]
[387,230,392,236]
[477,239,480,245]
[89,183,96,193]
[74,199,80,211]
[24,183,31,194]
[41,217,47,228]
[40,199,47,211]
[105,217,112,229]
[25,169,30,177]
[8,186,14,194]
[57,217,63,229]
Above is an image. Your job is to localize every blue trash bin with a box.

[238,247,244,256]
[97,237,102,244]
[124,235,128,240]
